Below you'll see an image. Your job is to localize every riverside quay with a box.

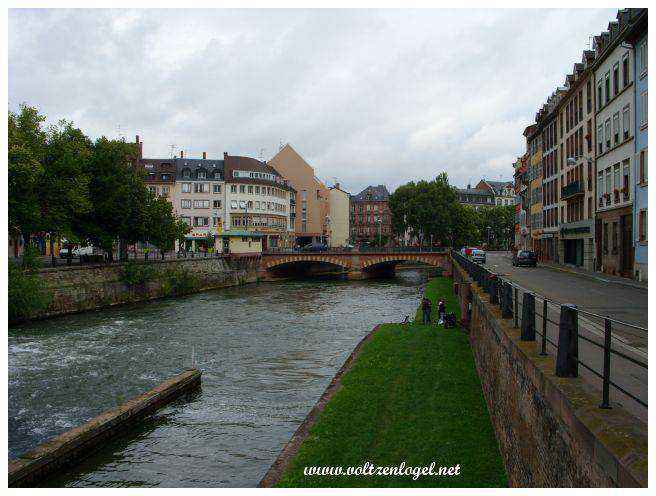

[8,6,648,492]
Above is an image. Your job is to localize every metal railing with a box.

[451,250,648,413]
[263,246,448,255]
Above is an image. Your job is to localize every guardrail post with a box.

[513,287,519,328]
[600,317,612,409]
[501,282,513,319]
[556,304,579,377]
[520,292,535,341]
[540,299,548,355]
[489,274,498,304]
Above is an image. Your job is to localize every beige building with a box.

[268,144,330,246]
[327,183,350,247]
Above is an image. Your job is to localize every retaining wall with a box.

[19,256,259,323]
[8,368,202,487]
[452,259,647,487]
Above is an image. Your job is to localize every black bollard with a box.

[501,282,513,319]
[521,292,536,341]
[556,304,579,377]
[489,274,498,304]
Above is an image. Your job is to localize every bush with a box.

[163,266,199,296]
[120,260,156,287]
[9,261,52,323]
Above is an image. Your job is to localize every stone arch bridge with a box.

[258,251,452,280]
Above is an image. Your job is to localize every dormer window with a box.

[182,169,191,179]
[197,170,206,179]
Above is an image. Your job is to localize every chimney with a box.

[223,152,228,159]
[202,152,207,160]
[335,182,340,190]
[180,150,184,158]
[135,135,140,144]
[467,183,471,189]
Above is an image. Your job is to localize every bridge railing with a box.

[451,250,647,417]
[263,246,448,255]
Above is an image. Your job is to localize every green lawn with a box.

[275,277,507,488]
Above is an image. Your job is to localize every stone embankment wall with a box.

[452,259,647,487]
[27,256,259,322]
[8,368,202,488]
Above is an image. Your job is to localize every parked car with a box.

[301,242,328,252]
[512,250,537,267]
[59,245,94,258]
[471,249,486,264]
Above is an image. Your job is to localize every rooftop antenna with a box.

[587,35,594,50]
[258,148,266,161]
[116,124,124,140]
[169,144,176,159]
[278,139,284,151]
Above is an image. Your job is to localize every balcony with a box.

[561,180,584,200]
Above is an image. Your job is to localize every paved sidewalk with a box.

[538,260,648,291]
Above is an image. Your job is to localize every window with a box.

[614,164,621,195]
[597,80,603,109]
[213,184,221,194]
[597,124,604,154]
[605,170,611,203]
[604,72,610,104]
[586,80,592,113]
[213,200,221,209]
[639,149,648,183]
[613,112,620,144]
[622,53,630,87]
[181,216,191,225]
[230,201,237,209]
[197,170,206,179]
[182,169,191,179]
[255,186,260,194]
[193,200,210,208]
[181,199,191,209]
[638,40,648,74]
[604,119,611,149]
[248,185,253,194]
[622,160,630,199]
[622,105,631,140]
[194,217,209,227]
[148,185,157,194]
[612,63,619,96]
[230,185,237,193]
[181,182,191,193]
[639,210,648,242]
[194,183,208,194]
[213,217,220,227]
[640,91,648,127]
[239,185,246,193]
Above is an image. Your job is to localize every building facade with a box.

[526,126,543,256]
[514,154,530,250]
[350,185,391,245]
[172,151,225,252]
[268,144,330,246]
[556,50,597,271]
[476,180,516,206]
[456,185,495,210]
[627,11,648,281]
[223,153,295,250]
[593,12,637,278]
[328,183,350,247]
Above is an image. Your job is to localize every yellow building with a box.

[328,183,350,247]
[218,231,263,255]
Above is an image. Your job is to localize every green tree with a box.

[40,121,92,266]
[146,196,188,259]
[78,137,140,262]
[8,104,47,251]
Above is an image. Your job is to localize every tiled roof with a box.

[352,184,390,202]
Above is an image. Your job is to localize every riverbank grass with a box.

[275,276,507,488]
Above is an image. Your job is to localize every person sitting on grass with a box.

[437,299,446,325]
[421,297,432,325]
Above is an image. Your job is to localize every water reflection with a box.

[9,271,427,487]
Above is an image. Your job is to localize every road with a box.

[484,251,647,422]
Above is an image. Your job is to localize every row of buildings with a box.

[136,139,395,254]
[514,8,647,281]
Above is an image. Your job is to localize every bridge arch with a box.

[262,254,352,272]
[360,254,446,272]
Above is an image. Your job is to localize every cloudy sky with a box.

[9,8,617,194]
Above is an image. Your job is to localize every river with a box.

[8,271,427,487]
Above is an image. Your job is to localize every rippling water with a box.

[8,271,427,487]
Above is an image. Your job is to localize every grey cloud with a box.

[9,8,616,194]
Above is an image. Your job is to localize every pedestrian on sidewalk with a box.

[421,297,432,325]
